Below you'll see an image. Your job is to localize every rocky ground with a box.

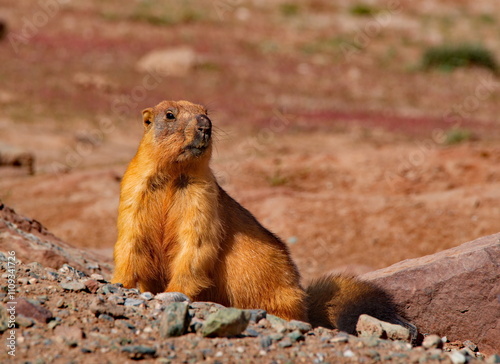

[1,251,498,364]
[0,205,498,363]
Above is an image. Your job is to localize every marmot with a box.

[112,100,403,333]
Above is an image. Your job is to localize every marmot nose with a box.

[196,114,212,137]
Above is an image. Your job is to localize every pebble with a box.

[463,340,478,352]
[155,292,192,303]
[140,292,154,301]
[60,281,87,292]
[90,296,126,318]
[247,309,267,323]
[356,314,411,342]
[121,345,156,359]
[287,330,304,342]
[278,337,293,348]
[100,284,121,295]
[124,298,145,307]
[202,308,250,338]
[330,333,349,343]
[0,305,9,332]
[260,336,272,348]
[84,279,100,294]
[159,302,191,338]
[423,334,443,349]
[288,320,312,333]
[448,351,467,364]
[343,349,355,358]
[90,274,105,282]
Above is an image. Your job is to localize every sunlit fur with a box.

[112,100,400,326]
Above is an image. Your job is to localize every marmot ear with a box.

[142,108,153,127]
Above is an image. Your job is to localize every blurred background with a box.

[0,0,499,281]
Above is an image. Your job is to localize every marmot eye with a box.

[166,112,176,120]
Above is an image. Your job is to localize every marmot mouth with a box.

[183,144,209,157]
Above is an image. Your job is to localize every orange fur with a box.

[112,100,400,327]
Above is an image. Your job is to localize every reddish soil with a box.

[1,0,500,284]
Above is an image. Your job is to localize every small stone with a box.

[16,298,53,323]
[288,320,312,333]
[269,333,284,341]
[90,296,125,318]
[115,320,136,331]
[159,302,191,338]
[356,314,410,342]
[155,292,191,303]
[278,337,293,348]
[107,295,125,305]
[331,333,349,343]
[343,349,355,358]
[84,279,100,294]
[99,314,114,322]
[288,330,304,342]
[266,314,288,333]
[15,315,35,327]
[140,292,154,301]
[60,281,87,292]
[47,319,61,329]
[448,351,467,364]
[423,334,443,349]
[247,309,267,323]
[260,336,272,348]
[28,278,38,285]
[124,298,145,307]
[462,340,478,352]
[121,345,156,360]
[100,284,120,295]
[244,328,260,337]
[90,274,105,282]
[202,308,251,338]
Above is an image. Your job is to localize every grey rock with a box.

[121,345,156,359]
[155,292,191,303]
[331,333,349,343]
[288,330,304,342]
[260,335,272,348]
[100,284,121,295]
[288,320,312,333]
[267,314,288,333]
[89,296,125,318]
[244,328,260,337]
[247,309,267,323]
[278,337,293,348]
[140,292,154,301]
[202,308,251,338]
[159,302,190,338]
[107,295,125,305]
[124,298,145,307]
[463,340,478,352]
[60,281,87,292]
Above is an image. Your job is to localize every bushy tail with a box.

[306,274,402,334]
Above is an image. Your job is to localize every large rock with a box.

[362,233,500,355]
[136,47,196,77]
[0,203,112,278]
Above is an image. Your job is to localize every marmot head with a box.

[141,100,212,164]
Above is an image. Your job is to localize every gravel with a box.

[0,257,496,363]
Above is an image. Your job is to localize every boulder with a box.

[362,233,500,355]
